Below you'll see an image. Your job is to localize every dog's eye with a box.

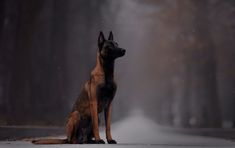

[107,46,113,50]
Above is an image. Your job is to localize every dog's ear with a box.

[108,31,113,41]
[98,31,106,49]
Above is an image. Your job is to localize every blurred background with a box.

[0,0,235,129]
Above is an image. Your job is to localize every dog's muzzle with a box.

[120,48,126,56]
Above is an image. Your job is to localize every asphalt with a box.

[1,113,235,148]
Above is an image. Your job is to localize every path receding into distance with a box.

[1,110,235,148]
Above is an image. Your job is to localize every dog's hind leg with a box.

[66,111,80,144]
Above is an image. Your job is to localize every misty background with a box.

[0,0,235,129]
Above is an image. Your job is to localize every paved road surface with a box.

[1,111,235,148]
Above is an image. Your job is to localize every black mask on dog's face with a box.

[98,31,126,60]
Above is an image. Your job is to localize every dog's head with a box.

[98,31,126,60]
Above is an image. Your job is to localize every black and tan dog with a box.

[32,31,126,144]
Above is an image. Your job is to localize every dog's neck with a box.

[93,53,115,82]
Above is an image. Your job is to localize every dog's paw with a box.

[107,139,117,144]
[95,139,105,144]
[87,139,96,144]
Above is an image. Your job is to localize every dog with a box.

[32,31,126,144]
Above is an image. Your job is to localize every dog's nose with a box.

[121,49,126,54]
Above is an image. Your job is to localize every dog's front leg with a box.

[105,103,117,144]
[89,100,105,144]
[88,83,105,144]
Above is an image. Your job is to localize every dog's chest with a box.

[97,82,116,111]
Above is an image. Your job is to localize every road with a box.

[1,111,235,148]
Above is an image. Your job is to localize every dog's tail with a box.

[32,138,68,144]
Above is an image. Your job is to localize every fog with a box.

[0,0,235,129]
